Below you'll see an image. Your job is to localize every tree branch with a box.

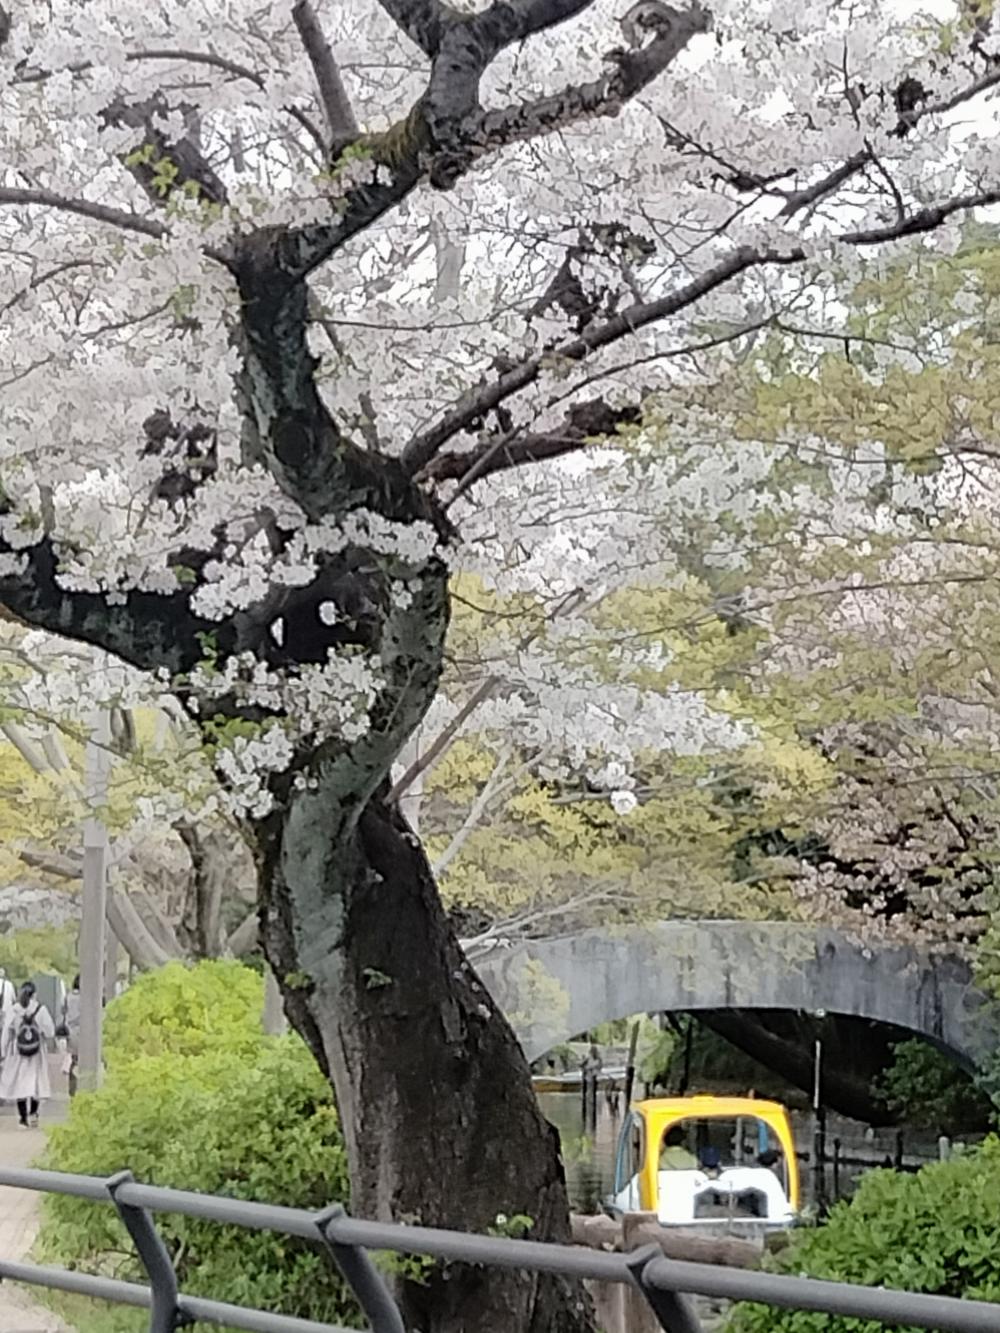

[291,0,359,150]
[226,907,260,957]
[18,846,181,968]
[232,239,451,527]
[407,181,1000,478]
[176,819,230,957]
[842,188,1000,245]
[777,150,869,218]
[422,397,641,494]
[100,91,228,207]
[462,886,630,957]
[1,722,49,774]
[403,244,778,474]
[270,1,707,281]
[375,0,455,56]
[388,677,497,802]
[0,186,167,237]
[106,888,177,969]
[19,847,83,880]
[474,2,710,150]
[671,63,1000,221]
[13,47,329,157]
[0,537,242,677]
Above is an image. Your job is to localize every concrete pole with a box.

[78,711,111,1092]
[104,922,120,1002]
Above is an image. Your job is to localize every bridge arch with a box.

[474,920,997,1070]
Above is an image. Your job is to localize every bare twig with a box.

[388,678,498,803]
[432,744,515,876]
[863,140,906,223]
[462,887,633,957]
[0,259,102,314]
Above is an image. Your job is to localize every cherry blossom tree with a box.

[674,226,1000,954]
[4,0,1000,1327]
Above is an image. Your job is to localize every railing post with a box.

[315,1205,406,1333]
[624,1245,704,1333]
[106,1171,185,1333]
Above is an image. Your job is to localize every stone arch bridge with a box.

[473,920,998,1069]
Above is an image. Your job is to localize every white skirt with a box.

[0,1050,52,1102]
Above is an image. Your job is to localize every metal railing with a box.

[2,1166,999,1333]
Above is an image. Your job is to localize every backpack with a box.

[16,1006,41,1058]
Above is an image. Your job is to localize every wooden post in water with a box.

[623,1020,640,1108]
[894,1129,904,1171]
[812,1035,827,1211]
[832,1136,841,1200]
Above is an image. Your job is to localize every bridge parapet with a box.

[473,920,997,1068]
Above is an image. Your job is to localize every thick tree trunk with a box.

[255,789,594,1333]
[106,888,176,971]
[176,820,229,958]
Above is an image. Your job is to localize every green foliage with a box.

[101,959,264,1069]
[637,1023,677,1086]
[727,1140,1000,1333]
[0,924,77,982]
[874,1039,994,1134]
[37,961,359,1330]
[487,1212,534,1239]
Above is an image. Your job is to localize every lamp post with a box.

[78,711,111,1092]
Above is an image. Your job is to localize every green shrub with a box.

[38,960,360,1330]
[874,1038,994,1133]
[101,958,265,1068]
[0,923,78,981]
[727,1138,1000,1333]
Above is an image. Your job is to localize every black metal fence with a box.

[2,1165,1000,1333]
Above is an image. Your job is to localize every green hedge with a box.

[101,959,266,1068]
[37,961,359,1330]
[727,1138,1000,1333]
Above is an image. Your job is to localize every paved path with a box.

[0,1067,71,1332]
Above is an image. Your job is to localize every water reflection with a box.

[538,1091,622,1212]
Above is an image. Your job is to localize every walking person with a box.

[61,974,81,1097]
[0,967,15,1091]
[0,982,55,1127]
[0,968,16,1021]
